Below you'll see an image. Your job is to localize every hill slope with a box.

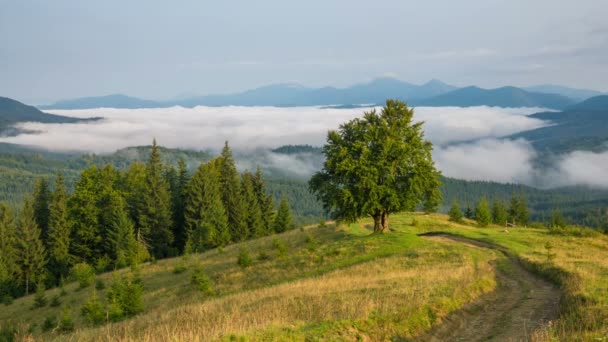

[524,84,604,101]
[39,94,162,110]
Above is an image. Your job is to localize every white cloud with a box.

[546,150,608,188]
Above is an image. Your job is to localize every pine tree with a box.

[492,199,508,226]
[518,195,529,227]
[68,166,102,263]
[448,200,463,223]
[508,195,520,226]
[48,173,72,281]
[122,162,147,229]
[168,158,189,253]
[184,160,230,252]
[465,204,474,220]
[218,142,247,242]
[252,167,274,233]
[273,197,292,233]
[475,197,491,227]
[105,196,138,269]
[0,203,20,298]
[16,198,47,295]
[139,140,174,259]
[32,178,51,243]
[242,172,264,238]
[549,209,566,229]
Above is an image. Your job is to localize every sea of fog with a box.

[1,105,607,188]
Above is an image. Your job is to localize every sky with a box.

[1,0,608,104]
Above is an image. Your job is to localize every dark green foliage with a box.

[68,166,102,263]
[173,262,187,274]
[71,263,95,289]
[309,100,442,232]
[272,238,288,258]
[50,294,61,307]
[48,173,71,281]
[257,251,271,261]
[219,142,247,242]
[448,200,463,223]
[42,316,56,332]
[305,233,318,252]
[32,283,47,309]
[95,279,105,290]
[508,194,529,226]
[241,172,265,238]
[0,323,16,342]
[190,267,214,295]
[58,306,75,332]
[1,294,13,306]
[318,217,326,228]
[253,168,275,232]
[104,195,138,269]
[184,160,230,252]
[475,197,492,227]
[168,158,189,253]
[273,198,292,233]
[81,291,105,325]
[139,140,174,259]
[16,198,47,296]
[237,248,253,268]
[492,199,508,226]
[549,210,566,229]
[32,178,50,243]
[464,205,474,219]
[0,203,19,300]
[106,274,144,318]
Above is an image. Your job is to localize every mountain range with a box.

[39,78,603,110]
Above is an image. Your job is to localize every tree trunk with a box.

[372,213,382,233]
[381,211,389,232]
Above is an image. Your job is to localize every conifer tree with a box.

[518,195,529,227]
[105,196,138,269]
[0,203,19,297]
[68,166,102,263]
[168,158,189,253]
[475,197,491,227]
[242,172,265,238]
[184,160,230,252]
[122,162,147,229]
[48,173,72,281]
[139,140,174,258]
[16,198,47,295]
[508,195,520,226]
[218,142,247,242]
[549,209,566,229]
[252,167,274,232]
[448,200,463,223]
[273,197,292,233]
[465,204,474,220]
[33,178,51,242]
[491,199,508,226]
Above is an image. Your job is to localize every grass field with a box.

[1,213,607,341]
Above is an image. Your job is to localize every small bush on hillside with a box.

[173,261,188,274]
[1,294,13,306]
[544,242,557,262]
[319,217,326,228]
[237,248,253,268]
[191,267,214,296]
[448,200,463,223]
[106,274,144,319]
[412,218,419,227]
[81,291,105,325]
[94,255,112,273]
[59,277,67,296]
[71,263,96,289]
[272,238,288,258]
[107,302,124,322]
[32,284,47,309]
[257,251,271,261]
[95,279,106,290]
[58,307,75,332]
[548,225,600,237]
[50,294,61,307]
[0,323,16,341]
[42,316,57,332]
[305,233,318,252]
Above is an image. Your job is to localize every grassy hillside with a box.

[2,213,607,341]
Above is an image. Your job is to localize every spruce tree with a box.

[169,158,189,253]
[0,203,20,298]
[517,195,529,227]
[508,195,520,226]
[475,197,491,227]
[122,162,147,230]
[139,140,174,259]
[465,204,474,220]
[32,178,51,243]
[48,173,71,281]
[218,142,247,242]
[105,196,138,269]
[16,198,47,295]
[492,199,508,226]
[242,172,264,238]
[273,197,292,233]
[448,200,463,223]
[184,160,230,252]
[549,209,566,229]
[252,167,274,233]
[68,166,102,263]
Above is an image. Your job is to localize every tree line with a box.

[0,141,292,300]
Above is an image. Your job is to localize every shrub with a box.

[95,279,106,290]
[191,267,214,296]
[257,251,271,261]
[32,284,47,309]
[50,295,61,307]
[71,263,96,289]
[272,238,288,258]
[94,255,112,273]
[0,324,16,342]
[305,233,318,252]
[59,277,67,296]
[107,302,124,322]
[548,225,600,237]
[319,217,326,228]
[58,307,75,333]
[42,316,57,332]
[106,274,144,318]
[173,262,188,274]
[237,248,253,268]
[1,294,13,306]
[81,291,105,325]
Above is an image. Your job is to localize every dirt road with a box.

[417,233,560,342]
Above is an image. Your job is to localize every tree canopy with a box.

[309,99,442,232]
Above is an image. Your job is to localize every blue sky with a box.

[1,0,607,103]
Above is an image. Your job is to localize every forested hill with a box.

[0,97,98,134]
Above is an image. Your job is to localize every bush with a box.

[237,248,253,268]
[32,284,47,309]
[257,251,271,261]
[0,324,16,342]
[190,267,214,296]
[81,291,105,325]
[42,316,57,332]
[319,217,326,228]
[305,233,318,252]
[272,238,288,258]
[71,263,96,289]
[173,262,188,274]
[50,295,61,307]
[58,307,75,333]
[95,255,112,273]
[95,279,106,290]
[106,274,144,319]
[107,302,124,322]
[1,294,13,306]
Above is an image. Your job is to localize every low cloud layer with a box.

[0,105,546,153]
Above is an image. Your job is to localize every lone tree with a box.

[309,100,442,233]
